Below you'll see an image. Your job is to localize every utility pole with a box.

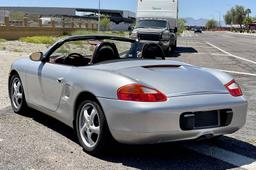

[98,0,101,32]
[218,12,221,28]
[215,10,221,28]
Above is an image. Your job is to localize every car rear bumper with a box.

[98,94,248,144]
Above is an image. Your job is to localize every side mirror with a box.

[29,52,43,61]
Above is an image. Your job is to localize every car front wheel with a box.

[9,74,28,114]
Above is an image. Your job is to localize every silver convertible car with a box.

[9,35,247,155]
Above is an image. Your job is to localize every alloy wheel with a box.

[11,77,23,110]
[79,103,101,148]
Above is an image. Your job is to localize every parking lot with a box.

[0,31,256,170]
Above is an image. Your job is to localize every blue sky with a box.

[0,0,255,19]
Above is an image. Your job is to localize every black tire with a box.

[9,74,28,114]
[170,41,177,52]
[75,100,112,155]
[164,47,170,56]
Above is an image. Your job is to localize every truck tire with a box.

[164,47,170,56]
[170,41,177,52]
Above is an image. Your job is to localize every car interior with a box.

[50,40,165,67]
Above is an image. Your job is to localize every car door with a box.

[26,61,71,111]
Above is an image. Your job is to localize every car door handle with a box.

[57,77,64,83]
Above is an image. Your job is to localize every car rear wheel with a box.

[9,74,28,114]
[75,100,112,155]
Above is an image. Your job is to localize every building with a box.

[0,10,10,24]
[249,20,256,30]
[76,8,135,31]
[0,7,135,31]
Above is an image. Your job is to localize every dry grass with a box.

[19,36,56,44]
[0,39,6,43]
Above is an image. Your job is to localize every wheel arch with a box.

[73,91,106,128]
[8,70,20,94]
[8,70,19,85]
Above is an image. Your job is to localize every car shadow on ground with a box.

[168,47,198,57]
[12,108,256,169]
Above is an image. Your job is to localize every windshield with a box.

[136,20,167,29]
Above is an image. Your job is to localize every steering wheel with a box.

[65,53,84,60]
[64,53,84,64]
[63,53,92,66]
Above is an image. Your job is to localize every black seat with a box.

[141,43,165,60]
[91,42,120,64]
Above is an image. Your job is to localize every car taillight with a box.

[225,80,243,97]
[117,84,167,102]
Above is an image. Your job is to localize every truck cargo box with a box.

[137,0,178,27]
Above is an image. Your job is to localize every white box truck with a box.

[131,0,179,54]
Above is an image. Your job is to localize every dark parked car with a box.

[194,27,203,33]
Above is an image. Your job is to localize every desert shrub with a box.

[0,45,6,50]
[19,36,56,44]
[100,15,111,31]
[178,19,186,34]
[0,39,6,43]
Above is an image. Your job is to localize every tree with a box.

[245,8,251,18]
[244,17,253,26]
[178,18,186,33]
[234,5,247,28]
[100,15,110,31]
[244,17,253,32]
[224,5,251,29]
[224,11,232,25]
[206,19,217,30]
[230,7,236,24]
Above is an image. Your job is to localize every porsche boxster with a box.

[9,35,248,155]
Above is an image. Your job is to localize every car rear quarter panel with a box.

[56,68,137,127]
[201,67,234,85]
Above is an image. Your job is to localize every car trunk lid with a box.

[116,65,228,97]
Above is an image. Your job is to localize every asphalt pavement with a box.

[0,31,255,170]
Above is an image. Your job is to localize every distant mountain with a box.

[184,17,208,26]
[183,17,226,27]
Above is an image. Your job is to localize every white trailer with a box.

[131,0,179,54]
[137,0,178,29]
